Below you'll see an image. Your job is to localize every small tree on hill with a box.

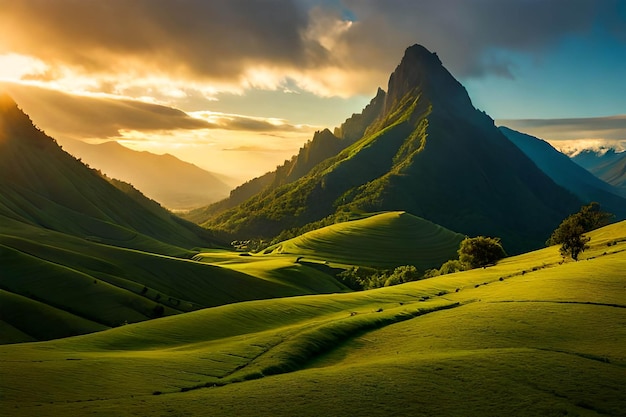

[548,202,613,261]
[458,236,507,269]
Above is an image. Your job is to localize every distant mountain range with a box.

[59,138,233,211]
[187,44,582,254]
[571,148,626,194]
[499,127,626,218]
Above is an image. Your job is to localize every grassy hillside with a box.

[0,217,347,343]
[261,211,465,269]
[2,221,625,416]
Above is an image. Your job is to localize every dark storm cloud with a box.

[1,0,624,93]
[0,0,322,80]
[339,0,616,79]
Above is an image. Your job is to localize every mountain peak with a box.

[0,94,50,147]
[0,91,17,109]
[384,44,472,115]
[403,44,443,65]
[0,92,21,118]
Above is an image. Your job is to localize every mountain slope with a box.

[499,126,626,217]
[572,148,626,192]
[59,138,232,211]
[0,94,222,254]
[264,211,464,269]
[198,45,581,254]
[184,90,386,224]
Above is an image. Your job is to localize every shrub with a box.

[337,265,422,290]
[152,305,165,318]
[458,236,506,269]
[438,259,466,275]
[423,268,440,278]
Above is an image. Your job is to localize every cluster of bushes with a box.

[424,259,466,278]
[337,265,422,290]
[336,236,509,290]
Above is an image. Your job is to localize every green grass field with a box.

[0,218,347,343]
[1,209,468,343]
[2,221,625,416]
[261,211,465,269]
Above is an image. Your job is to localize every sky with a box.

[1,0,625,181]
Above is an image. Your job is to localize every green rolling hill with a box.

[2,221,625,416]
[262,211,465,269]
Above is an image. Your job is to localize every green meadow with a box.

[2,221,625,416]
[261,211,464,269]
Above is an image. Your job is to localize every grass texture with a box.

[1,221,625,416]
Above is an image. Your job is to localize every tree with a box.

[438,259,466,275]
[574,202,613,231]
[458,236,507,269]
[384,265,420,286]
[548,202,613,261]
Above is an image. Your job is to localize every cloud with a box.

[498,115,626,140]
[1,82,212,139]
[0,0,316,80]
[189,110,315,132]
[1,81,317,150]
[221,145,278,152]
[335,0,611,78]
[1,0,623,98]
[498,115,626,153]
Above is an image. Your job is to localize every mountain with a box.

[59,138,232,211]
[499,127,626,217]
[571,148,626,193]
[193,45,581,254]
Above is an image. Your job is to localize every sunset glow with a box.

[1,0,625,182]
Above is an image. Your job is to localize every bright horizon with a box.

[1,0,625,182]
